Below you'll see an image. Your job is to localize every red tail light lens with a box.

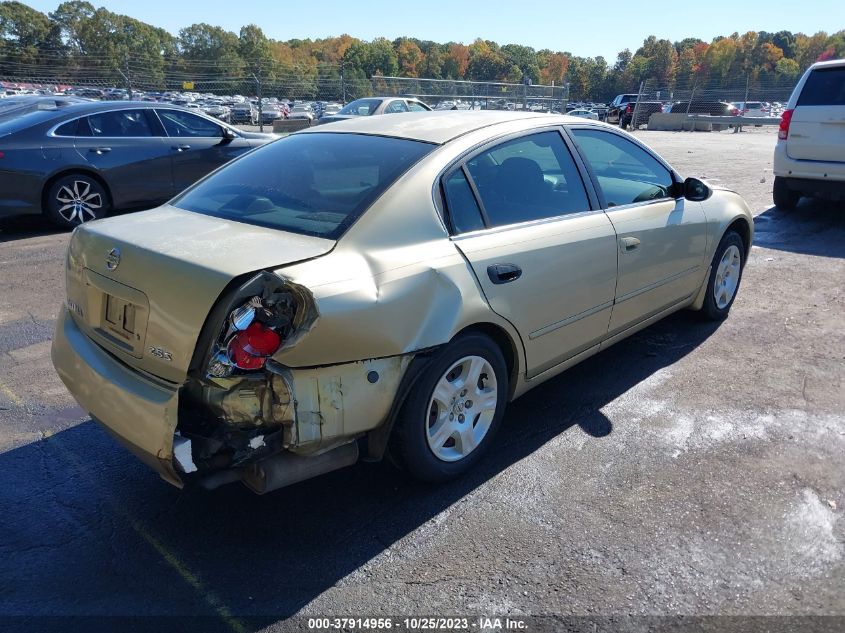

[625,104,632,113]
[227,322,281,370]
[779,109,794,140]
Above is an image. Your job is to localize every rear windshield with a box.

[798,67,845,106]
[173,132,434,239]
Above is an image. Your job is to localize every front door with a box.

[155,108,252,194]
[569,127,708,336]
[444,130,618,378]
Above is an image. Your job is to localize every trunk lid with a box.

[65,205,334,383]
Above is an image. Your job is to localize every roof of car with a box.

[300,110,569,144]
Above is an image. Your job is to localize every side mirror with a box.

[222,127,237,141]
[683,177,712,201]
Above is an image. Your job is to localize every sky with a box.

[23,0,845,61]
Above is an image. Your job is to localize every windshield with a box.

[338,99,383,116]
[173,132,434,239]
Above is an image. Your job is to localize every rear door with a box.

[73,108,173,208]
[569,127,708,337]
[446,129,618,378]
[787,65,845,163]
[155,108,253,193]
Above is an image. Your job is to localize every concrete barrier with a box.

[647,113,780,131]
[272,119,311,133]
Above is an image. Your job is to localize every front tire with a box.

[45,174,109,228]
[773,176,800,211]
[391,334,508,483]
[701,231,745,321]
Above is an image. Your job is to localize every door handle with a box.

[487,263,522,285]
[171,144,191,151]
[620,236,641,252]
[89,147,111,154]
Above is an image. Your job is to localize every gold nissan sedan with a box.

[52,111,753,493]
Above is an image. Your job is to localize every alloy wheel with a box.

[55,180,102,224]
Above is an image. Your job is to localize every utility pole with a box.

[118,51,133,99]
[340,56,346,104]
[253,63,263,132]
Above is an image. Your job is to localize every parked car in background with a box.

[51,111,753,494]
[773,58,845,210]
[666,101,739,116]
[606,94,664,129]
[201,103,231,123]
[0,101,275,227]
[230,103,257,125]
[260,105,283,124]
[566,108,600,120]
[317,97,431,124]
[288,104,314,122]
[732,101,768,117]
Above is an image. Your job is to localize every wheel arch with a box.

[725,216,752,258]
[41,168,113,217]
[365,320,523,461]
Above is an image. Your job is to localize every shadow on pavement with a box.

[0,214,66,243]
[754,198,845,258]
[0,312,722,631]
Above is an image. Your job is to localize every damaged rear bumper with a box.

[52,306,413,492]
[51,307,183,487]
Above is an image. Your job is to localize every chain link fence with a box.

[624,75,795,130]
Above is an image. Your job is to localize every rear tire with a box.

[45,173,110,229]
[390,333,508,483]
[773,176,800,211]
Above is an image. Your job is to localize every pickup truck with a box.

[605,94,663,129]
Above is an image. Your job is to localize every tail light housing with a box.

[730,107,740,116]
[778,109,794,140]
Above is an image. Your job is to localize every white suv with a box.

[773,59,845,209]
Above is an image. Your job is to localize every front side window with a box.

[570,128,673,207]
[464,131,590,227]
[85,109,153,137]
[173,133,434,239]
[157,109,222,137]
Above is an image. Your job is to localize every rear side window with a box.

[86,109,153,137]
[798,67,845,106]
[54,119,79,136]
[173,133,434,239]
[464,131,590,228]
[442,169,485,233]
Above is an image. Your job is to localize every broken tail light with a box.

[228,322,281,370]
[206,293,292,378]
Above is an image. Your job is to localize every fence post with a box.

[684,81,697,132]
[630,80,644,132]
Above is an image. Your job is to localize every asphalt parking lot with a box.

[0,127,843,631]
